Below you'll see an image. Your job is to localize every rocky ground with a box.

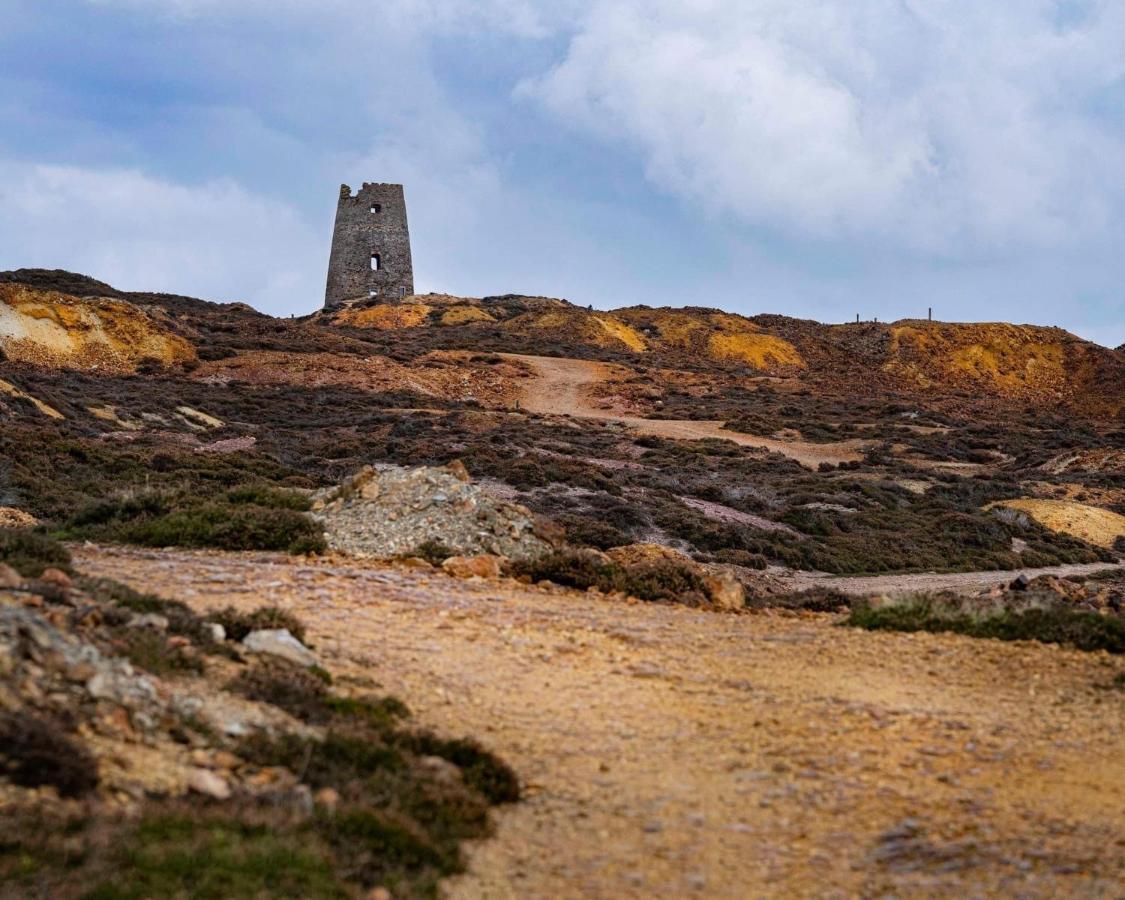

[76,544,1125,899]
[312,462,555,562]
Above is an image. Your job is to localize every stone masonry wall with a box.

[324,183,414,310]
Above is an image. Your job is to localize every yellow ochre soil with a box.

[989,499,1125,550]
[0,283,195,373]
[75,544,1125,900]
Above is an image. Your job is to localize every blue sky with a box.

[1,0,1123,347]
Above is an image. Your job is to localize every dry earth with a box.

[75,545,1125,899]
[194,350,526,408]
[504,354,868,469]
[987,500,1125,550]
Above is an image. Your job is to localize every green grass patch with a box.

[111,629,204,677]
[85,814,349,900]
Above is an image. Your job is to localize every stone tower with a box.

[324,182,414,310]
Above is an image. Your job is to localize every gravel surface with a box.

[76,544,1125,899]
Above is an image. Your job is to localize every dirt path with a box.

[504,354,866,468]
[785,560,1125,597]
[76,545,1125,899]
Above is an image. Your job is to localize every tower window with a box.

[370,204,382,214]
[370,253,381,271]
[399,286,407,297]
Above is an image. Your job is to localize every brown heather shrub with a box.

[0,711,98,797]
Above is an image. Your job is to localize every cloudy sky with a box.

[1,1,1123,346]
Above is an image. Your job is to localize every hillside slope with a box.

[0,283,196,373]
[5,268,1116,418]
[324,292,1124,418]
[0,268,1118,573]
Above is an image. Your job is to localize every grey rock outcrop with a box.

[312,463,554,562]
[241,629,317,668]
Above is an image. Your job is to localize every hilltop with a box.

[316,291,1124,418]
[4,268,1121,419]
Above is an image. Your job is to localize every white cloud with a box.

[0,162,324,313]
[9,0,1123,345]
[521,0,1125,253]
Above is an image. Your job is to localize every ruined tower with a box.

[324,183,414,310]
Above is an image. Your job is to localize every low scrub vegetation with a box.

[0,585,517,898]
[63,486,325,554]
[0,711,99,798]
[0,304,1114,577]
[212,605,309,643]
[0,528,72,578]
[749,586,853,612]
[847,594,1125,653]
[514,549,710,606]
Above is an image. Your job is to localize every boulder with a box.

[442,555,504,579]
[187,767,232,800]
[418,754,463,786]
[608,543,745,611]
[0,563,23,590]
[128,613,169,631]
[39,568,73,589]
[702,571,745,612]
[443,459,472,482]
[241,629,317,668]
[1022,574,1089,603]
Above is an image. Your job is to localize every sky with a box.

[0,0,1123,347]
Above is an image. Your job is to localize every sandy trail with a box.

[504,354,867,468]
[76,545,1125,899]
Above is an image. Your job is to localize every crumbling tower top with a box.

[324,182,414,310]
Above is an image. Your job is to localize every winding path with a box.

[505,354,867,468]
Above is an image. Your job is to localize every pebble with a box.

[187,768,231,800]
